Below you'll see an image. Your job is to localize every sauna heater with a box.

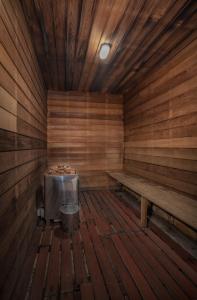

[44,173,79,222]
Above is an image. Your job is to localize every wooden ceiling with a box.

[20,0,197,94]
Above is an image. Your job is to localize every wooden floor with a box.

[20,191,197,300]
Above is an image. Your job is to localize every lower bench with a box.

[108,172,197,230]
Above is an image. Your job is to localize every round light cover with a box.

[99,43,111,60]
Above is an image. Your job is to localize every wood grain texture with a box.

[20,0,196,94]
[21,191,197,300]
[0,0,47,299]
[123,37,197,233]
[108,172,197,230]
[47,91,123,189]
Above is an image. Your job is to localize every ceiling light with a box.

[99,43,111,60]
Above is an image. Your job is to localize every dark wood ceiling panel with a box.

[78,0,114,90]
[72,0,97,89]
[38,0,59,89]
[115,1,197,95]
[51,0,66,89]
[20,0,196,94]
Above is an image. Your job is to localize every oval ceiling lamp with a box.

[99,43,111,60]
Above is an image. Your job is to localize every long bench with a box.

[108,172,197,230]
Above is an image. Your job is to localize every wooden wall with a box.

[0,0,47,298]
[47,91,123,189]
[124,38,197,232]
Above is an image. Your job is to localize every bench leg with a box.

[119,183,124,192]
[141,197,149,227]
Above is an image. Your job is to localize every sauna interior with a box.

[0,0,197,299]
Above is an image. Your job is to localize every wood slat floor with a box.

[22,191,197,300]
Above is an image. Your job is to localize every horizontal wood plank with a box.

[47,91,123,189]
[108,172,197,230]
[0,1,47,299]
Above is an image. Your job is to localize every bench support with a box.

[141,197,149,227]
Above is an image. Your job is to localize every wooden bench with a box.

[108,172,197,230]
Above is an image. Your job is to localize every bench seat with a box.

[108,172,197,230]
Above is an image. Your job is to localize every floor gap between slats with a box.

[23,190,197,300]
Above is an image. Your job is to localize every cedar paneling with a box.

[20,0,196,93]
[0,0,47,299]
[124,38,197,228]
[47,91,123,189]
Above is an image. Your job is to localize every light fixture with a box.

[99,43,111,60]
